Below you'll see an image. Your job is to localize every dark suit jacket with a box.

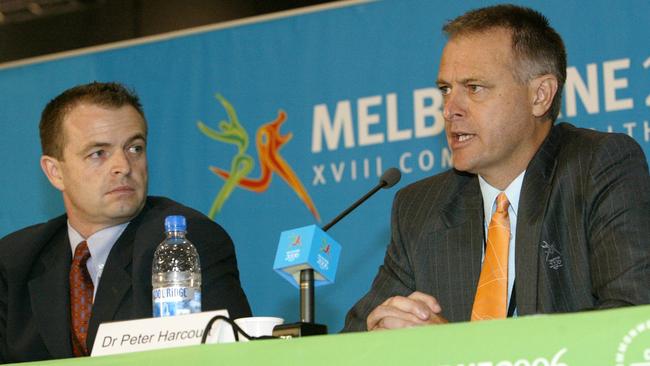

[344,123,650,331]
[0,196,251,363]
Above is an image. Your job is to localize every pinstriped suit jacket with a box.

[343,123,650,331]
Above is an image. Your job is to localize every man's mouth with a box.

[451,132,476,144]
[457,134,474,142]
[107,186,135,195]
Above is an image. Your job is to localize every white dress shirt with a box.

[68,222,129,300]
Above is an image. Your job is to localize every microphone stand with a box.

[296,180,386,326]
[273,170,399,339]
[272,267,327,338]
[300,269,315,323]
[298,180,388,324]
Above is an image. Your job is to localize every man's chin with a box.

[107,198,145,220]
[451,161,478,175]
[451,160,467,172]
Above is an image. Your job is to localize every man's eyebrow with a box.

[125,133,147,145]
[460,77,484,84]
[79,141,111,155]
[437,77,484,85]
[78,133,146,155]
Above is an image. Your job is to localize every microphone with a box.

[272,168,401,338]
[322,167,401,231]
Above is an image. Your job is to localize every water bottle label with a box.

[152,286,201,317]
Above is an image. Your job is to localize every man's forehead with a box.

[63,103,145,129]
[447,26,513,43]
[60,103,146,148]
[439,29,515,72]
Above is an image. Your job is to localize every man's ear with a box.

[531,74,558,118]
[40,155,65,191]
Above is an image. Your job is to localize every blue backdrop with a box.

[1,0,649,332]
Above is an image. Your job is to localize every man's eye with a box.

[89,150,105,159]
[128,145,144,154]
[468,85,484,93]
[438,85,450,95]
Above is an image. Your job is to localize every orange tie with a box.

[471,192,510,321]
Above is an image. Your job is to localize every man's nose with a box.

[443,89,466,121]
[110,151,131,176]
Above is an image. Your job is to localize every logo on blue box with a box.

[273,225,341,288]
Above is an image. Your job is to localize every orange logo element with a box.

[198,94,320,221]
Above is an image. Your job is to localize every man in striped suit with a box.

[344,4,650,331]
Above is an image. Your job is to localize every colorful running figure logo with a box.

[290,234,302,247]
[197,94,320,221]
[320,238,331,256]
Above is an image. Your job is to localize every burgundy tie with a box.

[70,241,93,356]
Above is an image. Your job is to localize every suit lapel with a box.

[28,226,73,359]
[86,211,144,350]
[437,173,484,321]
[515,125,561,315]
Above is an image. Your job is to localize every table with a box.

[13,305,650,365]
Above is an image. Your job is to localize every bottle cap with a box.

[164,215,187,232]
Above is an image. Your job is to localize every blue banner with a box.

[1,0,649,332]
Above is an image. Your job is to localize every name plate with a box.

[91,310,234,356]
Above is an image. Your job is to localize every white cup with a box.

[234,317,284,342]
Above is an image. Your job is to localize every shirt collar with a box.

[67,222,129,262]
[478,170,526,221]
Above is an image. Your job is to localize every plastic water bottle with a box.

[152,215,202,317]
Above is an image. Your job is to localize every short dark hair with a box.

[443,4,566,122]
[39,81,146,159]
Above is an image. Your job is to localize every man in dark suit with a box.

[344,4,650,331]
[0,82,251,362]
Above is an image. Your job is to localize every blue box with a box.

[273,225,341,288]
